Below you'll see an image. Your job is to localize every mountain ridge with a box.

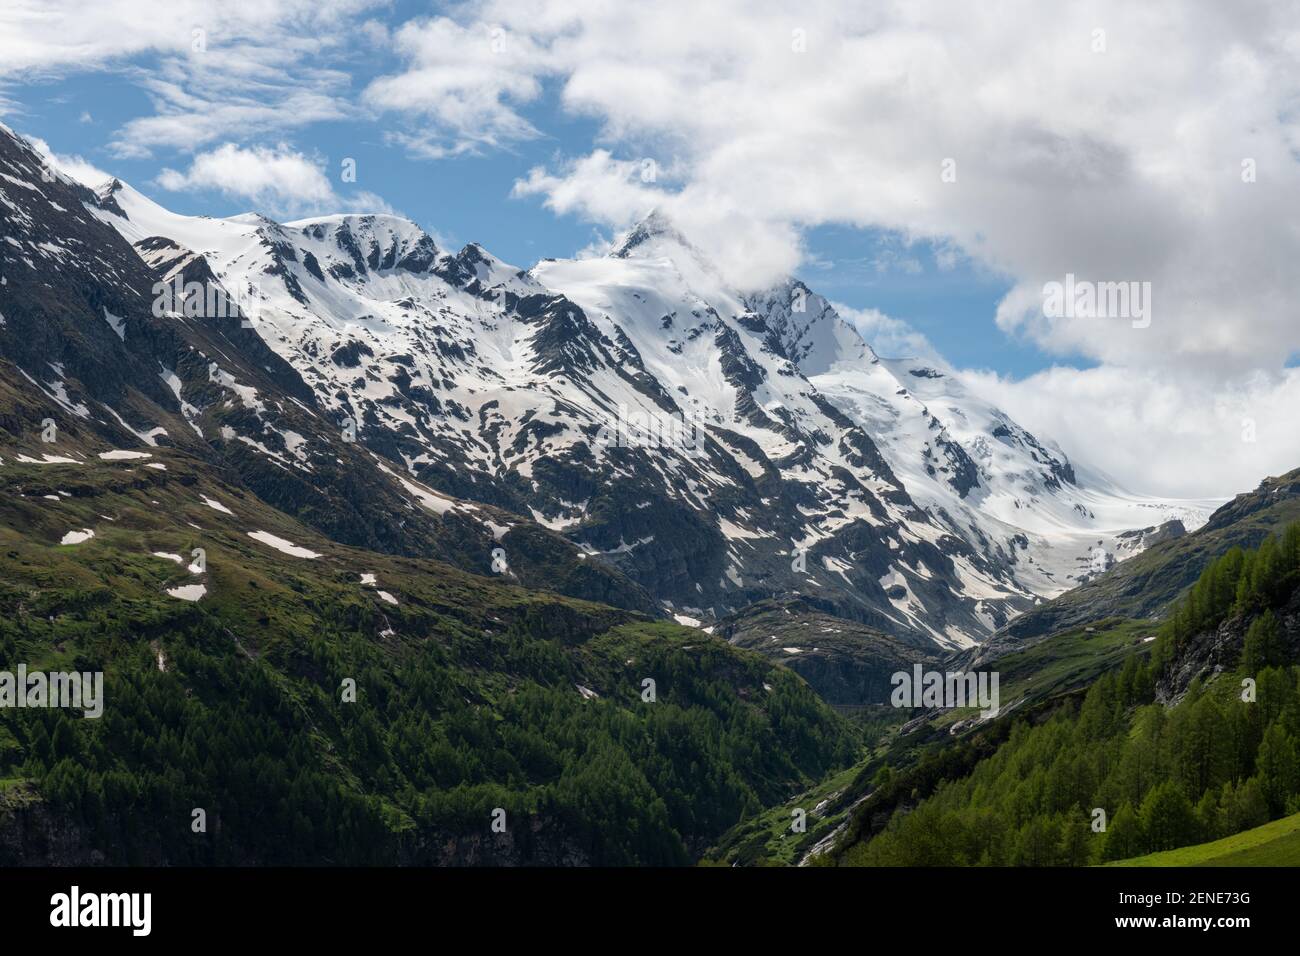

[4,125,1216,653]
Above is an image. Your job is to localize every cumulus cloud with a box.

[369,0,1300,376]
[157,143,394,218]
[364,17,549,157]
[361,0,1300,496]
[0,0,379,157]
[27,136,112,187]
[958,365,1300,499]
[832,302,940,362]
[512,150,806,289]
[0,0,361,74]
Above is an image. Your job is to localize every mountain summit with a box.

[611,210,697,259]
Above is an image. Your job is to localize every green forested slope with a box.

[1108,810,1300,866]
[831,523,1300,866]
[0,451,855,864]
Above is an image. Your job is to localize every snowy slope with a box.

[93,185,1215,649]
[809,340,1216,598]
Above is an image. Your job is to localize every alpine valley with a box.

[7,123,1291,868]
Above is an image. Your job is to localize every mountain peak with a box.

[286,212,430,246]
[435,240,531,291]
[610,210,693,259]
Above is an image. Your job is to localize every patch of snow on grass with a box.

[16,453,80,465]
[99,449,152,461]
[247,530,321,559]
[166,583,206,601]
[201,495,234,515]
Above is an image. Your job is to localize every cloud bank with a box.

[7,0,1300,497]
[364,0,1300,496]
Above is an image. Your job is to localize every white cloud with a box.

[958,365,1300,499]
[112,76,353,160]
[26,136,112,187]
[873,256,922,277]
[0,1,330,74]
[368,0,1300,379]
[512,149,805,289]
[364,17,548,156]
[833,301,939,362]
[362,0,1300,496]
[0,1,380,157]
[157,143,395,218]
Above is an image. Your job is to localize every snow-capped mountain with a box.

[529,219,1215,644]
[2,122,1214,651]
[0,124,653,613]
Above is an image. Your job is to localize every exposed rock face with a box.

[0,785,105,866]
[1157,586,1300,705]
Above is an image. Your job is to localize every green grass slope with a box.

[1108,811,1300,866]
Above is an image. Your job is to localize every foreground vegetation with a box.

[1108,810,1300,866]
[836,523,1300,866]
[0,455,854,864]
